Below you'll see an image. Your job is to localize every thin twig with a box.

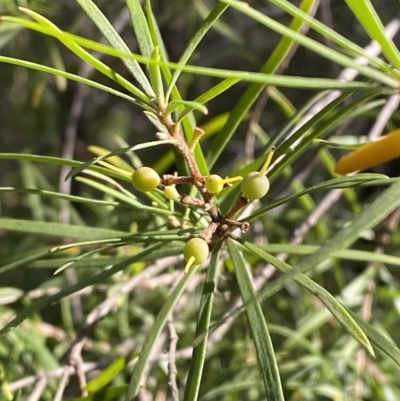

[9,362,101,392]
[354,207,400,400]
[53,369,70,401]
[368,94,400,140]
[67,256,179,395]
[270,18,400,171]
[26,376,47,401]
[167,318,179,401]
[167,317,179,401]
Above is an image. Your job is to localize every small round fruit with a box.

[205,174,224,194]
[164,186,180,200]
[241,172,270,200]
[131,167,161,192]
[183,238,209,265]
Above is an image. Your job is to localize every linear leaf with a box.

[66,141,172,181]
[19,8,150,101]
[165,3,229,101]
[258,243,400,268]
[73,385,128,401]
[347,309,400,367]
[0,153,130,182]
[126,264,200,399]
[0,218,126,239]
[269,0,396,75]
[75,0,154,95]
[1,17,386,89]
[242,241,374,356]
[0,243,163,335]
[344,0,400,70]
[247,174,393,222]
[184,239,223,401]
[220,0,399,87]
[178,78,239,122]
[0,55,141,106]
[228,239,284,400]
[148,46,164,102]
[0,187,119,207]
[86,356,133,392]
[207,0,319,168]
[165,100,208,117]
[251,178,400,314]
[126,0,154,69]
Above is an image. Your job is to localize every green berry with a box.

[164,186,180,200]
[131,167,160,192]
[183,238,209,265]
[205,174,224,194]
[241,171,270,200]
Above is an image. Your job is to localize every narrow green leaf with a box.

[19,8,150,102]
[165,100,208,118]
[165,3,229,101]
[269,0,396,76]
[207,0,319,168]
[194,0,243,45]
[66,141,172,181]
[258,243,400,268]
[144,0,209,177]
[251,177,400,313]
[76,177,173,216]
[227,239,284,400]
[86,356,132,392]
[126,264,200,400]
[126,0,154,68]
[70,385,129,401]
[145,0,169,63]
[53,245,117,275]
[269,92,380,182]
[178,78,240,123]
[0,55,141,106]
[88,145,134,172]
[220,0,399,87]
[242,241,375,356]
[0,187,119,207]
[184,240,223,401]
[247,174,392,222]
[74,0,154,96]
[0,218,126,239]
[0,36,376,91]
[149,46,164,103]
[0,244,163,335]
[345,0,400,70]
[0,153,131,182]
[1,17,386,89]
[0,248,56,275]
[347,309,400,367]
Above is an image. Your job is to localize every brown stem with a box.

[162,175,194,186]
[225,196,248,220]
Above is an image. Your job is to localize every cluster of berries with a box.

[131,147,275,273]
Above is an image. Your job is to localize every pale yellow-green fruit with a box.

[205,174,224,194]
[131,167,161,192]
[183,238,209,265]
[163,186,180,200]
[241,172,270,200]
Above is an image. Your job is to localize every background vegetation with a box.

[1,0,400,400]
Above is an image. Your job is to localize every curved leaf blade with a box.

[184,239,223,401]
[75,0,154,96]
[126,264,201,400]
[227,239,284,400]
[241,241,374,356]
[0,244,163,335]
